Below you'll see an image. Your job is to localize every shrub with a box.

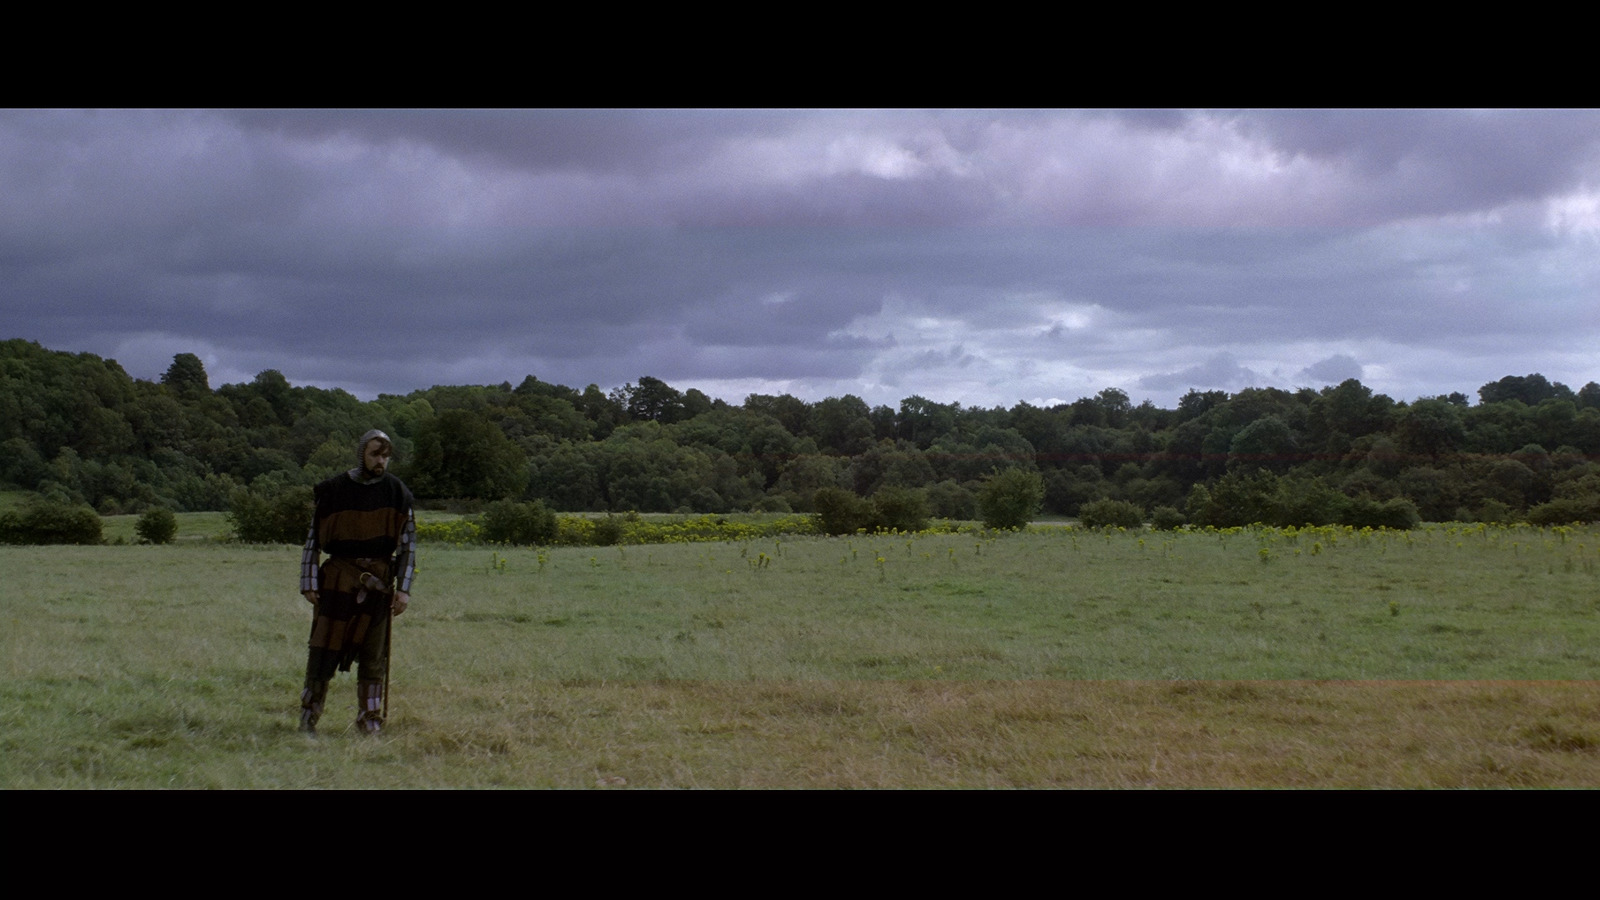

[1274,476,1348,527]
[1078,498,1145,529]
[135,507,178,544]
[1150,505,1187,531]
[1343,497,1421,530]
[415,518,482,544]
[926,479,976,520]
[554,516,596,545]
[1475,499,1514,524]
[1189,470,1279,528]
[977,468,1043,530]
[0,498,103,545]
[591,514,625,546]
[686,487,724,513]
[1526,497,1600,526]
[480,498,558,545]
[1380,498,1423,530]
[604,513,821,545]
[814,487,875,535]
[229,485,314,543]
[815,486,933,534]
[872,486,930,533]
[752,495,793,514]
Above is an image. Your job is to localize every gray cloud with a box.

[1298,354,1365,385]
[1140,353,1266,393]
[3,109,1599,410]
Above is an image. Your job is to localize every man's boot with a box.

[300,680,328,733]
[356,679,384,735]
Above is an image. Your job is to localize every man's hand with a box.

[303,590,318,605]
[392,591,409,617]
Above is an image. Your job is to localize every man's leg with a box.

[355,680,383,734]
[300,598,352,734]
[299,679,329,733]
[354,611,390,734]
[300,647,338,733]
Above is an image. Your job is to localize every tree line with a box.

[5,337,1600,529]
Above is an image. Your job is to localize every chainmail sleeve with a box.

[299,523,321,593]
[393,509,417,594]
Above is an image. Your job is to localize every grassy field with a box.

[4,523,1599,787]
[100,510,233,545]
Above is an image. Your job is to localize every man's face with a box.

[363,442,391,476]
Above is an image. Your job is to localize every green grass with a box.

[4,524,1599,787]
[100,511,233,544]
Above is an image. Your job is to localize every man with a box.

[298,429,416,735]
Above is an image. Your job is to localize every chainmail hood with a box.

[355,429,392,470]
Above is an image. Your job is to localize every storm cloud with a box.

[3,108,1597,407]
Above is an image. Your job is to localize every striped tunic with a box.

[300,468,417,596]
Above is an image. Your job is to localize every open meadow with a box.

[4,522,1600,787]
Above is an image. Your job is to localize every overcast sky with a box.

[4,108,1598,410]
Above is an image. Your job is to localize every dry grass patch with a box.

[7,528,1600,787]
[284,679,1600,788]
